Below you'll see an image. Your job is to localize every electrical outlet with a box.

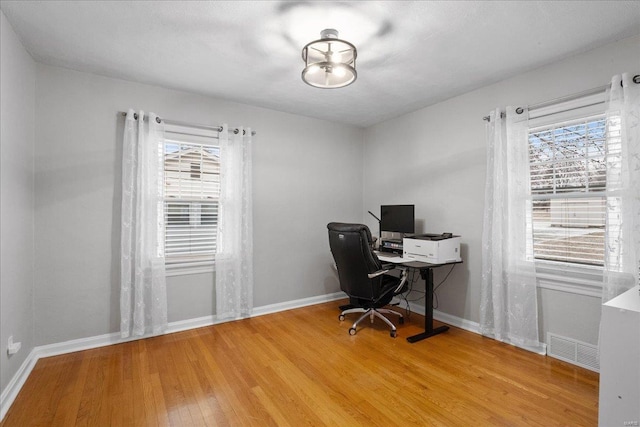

[7,336,21,355]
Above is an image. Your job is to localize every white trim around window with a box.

[165,263,215,277]
[527,90,610,298]
[163,123,220,276]
[535,260,603,297]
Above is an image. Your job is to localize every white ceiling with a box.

[2,1,639,128]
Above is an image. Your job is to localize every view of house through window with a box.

[528,115,608,266]
[163,128,220,271]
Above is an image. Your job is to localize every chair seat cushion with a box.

[349,275,399,308]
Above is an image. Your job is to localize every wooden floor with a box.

[2,300,599,426]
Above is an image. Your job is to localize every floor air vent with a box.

[547,333,599,372]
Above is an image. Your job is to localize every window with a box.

[528,115,607,266]
[163,124,220,273]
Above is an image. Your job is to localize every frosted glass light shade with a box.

[301,29,357,89]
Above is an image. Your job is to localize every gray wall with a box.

[363,35,640,345]
[33,64,364,345]
[0,12,36,393]
[4,13,637,395]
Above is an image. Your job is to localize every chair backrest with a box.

[327,222,384,301]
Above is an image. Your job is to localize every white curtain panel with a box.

[216,124,254,320]
[602,73,640,302]
[120,109,168,338]
[480,107,546,354]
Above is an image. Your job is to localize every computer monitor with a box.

[380,205,415,234]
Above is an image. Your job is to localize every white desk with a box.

[376,252,411,263]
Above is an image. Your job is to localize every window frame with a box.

[162,123,221,276]
[525,92,610,295]
[528,114,607,268]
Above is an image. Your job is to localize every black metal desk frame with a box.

[339,256,462,342]
[401,260,462,343]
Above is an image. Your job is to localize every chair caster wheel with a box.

[390,330,397,338]
[399,317,405,325]
[338,314,345,321]
[348,327,357,336]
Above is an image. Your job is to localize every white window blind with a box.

[163,124,220,271]
[528,115,609,266]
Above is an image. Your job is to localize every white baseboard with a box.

[162,292,347,333]
[405,300,481,334]
[253,291,345,317]
[0,349,38,421]
[0,291,347,421]
[166,315,220,334]
[433,309,481,334]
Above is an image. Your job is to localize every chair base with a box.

[339,307,404,338]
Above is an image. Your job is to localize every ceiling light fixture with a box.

[301,29,357,89]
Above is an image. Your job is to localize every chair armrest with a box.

[393,268,408,294]
[367,269,390,279]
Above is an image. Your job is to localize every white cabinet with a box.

[598,286,640,426]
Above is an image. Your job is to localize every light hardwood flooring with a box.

[1,300,599,426]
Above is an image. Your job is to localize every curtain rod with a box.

[119,111,256,136]
[482,74,640,122]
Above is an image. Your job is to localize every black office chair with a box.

[327,222,407,337]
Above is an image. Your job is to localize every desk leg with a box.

[406,267,449,343]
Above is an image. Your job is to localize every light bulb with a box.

[333,66,346,77]
[328,51,342,62]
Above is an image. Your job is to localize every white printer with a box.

[403,234,461,264]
